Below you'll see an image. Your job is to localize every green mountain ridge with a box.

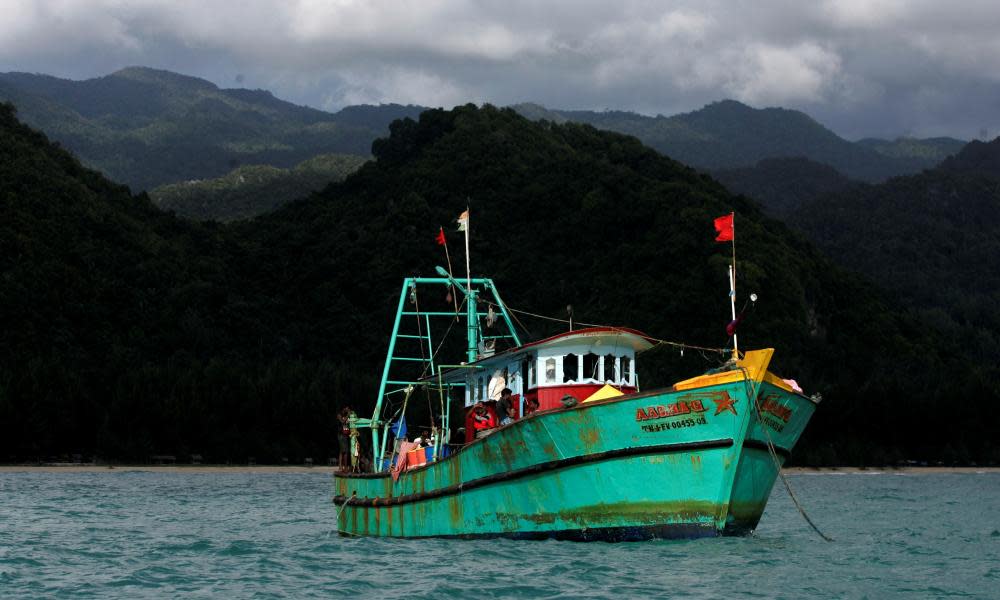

[513,101,965,182]
[150,153,368,222]
[0,67,424,191]
[2,101,994,465]
[0,68,968,199]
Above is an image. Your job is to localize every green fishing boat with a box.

[332,265,819,540]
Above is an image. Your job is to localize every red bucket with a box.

[407,447,427,468]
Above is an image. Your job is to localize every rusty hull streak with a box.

[448,495,463,529]
[578,426,600,449]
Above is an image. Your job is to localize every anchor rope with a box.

[739,366,833,542]
[329,492,355,538]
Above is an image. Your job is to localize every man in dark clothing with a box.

[337,407,352,472]
[497,388,515,425]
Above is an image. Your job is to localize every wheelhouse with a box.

[447,327,655,415]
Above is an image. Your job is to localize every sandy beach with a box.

[782,466,999,475]
[1,464,996,474]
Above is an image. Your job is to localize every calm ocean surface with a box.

[1,470,997,599]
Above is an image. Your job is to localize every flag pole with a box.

[730,214,738,361]
[463,206,471,296]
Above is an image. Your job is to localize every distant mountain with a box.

[713,157,857,218]
[0,67,424,191]
[5,100,995,464]
[150,153,368,221]
[1,68,967,192]
[513,100,964,182]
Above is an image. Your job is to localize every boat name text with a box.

[636,399,708,422]
[759,394,792,423]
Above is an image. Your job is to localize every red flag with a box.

[435,227,447,246]
[714,213,734,242]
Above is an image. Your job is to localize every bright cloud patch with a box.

[731,43,842,105]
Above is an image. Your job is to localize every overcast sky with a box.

[2,0,999,140]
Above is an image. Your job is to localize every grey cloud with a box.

[1,0,999,139]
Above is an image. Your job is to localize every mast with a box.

[728,264,738,360]
[456,208,476,362]
[730,214,738,360]
[458,208,471,296]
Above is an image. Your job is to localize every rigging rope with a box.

[501,304,732,355]
[412,287,435,423]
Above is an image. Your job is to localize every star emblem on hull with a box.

[712,392,737,416]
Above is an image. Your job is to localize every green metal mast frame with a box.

[365,269,521,472]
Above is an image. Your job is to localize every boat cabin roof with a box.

[434,327,655,384]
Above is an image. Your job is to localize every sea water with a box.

[1,470,997,599]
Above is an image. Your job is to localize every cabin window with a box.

[525,356,535,388]
[563,353,579,382]
[603,354,617,383]
[544,358,556,383]
[583,352,599,381]
[480,376,486,401]
[472,376,479,401]
[622,356,632,384]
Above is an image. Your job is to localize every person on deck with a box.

[471,401,497,438]
[497,388,516,426]
[337,407,352,472]
[349,409,360,473]
[414,430,432,447]
[433,417,450,446]
[524,397,540,416]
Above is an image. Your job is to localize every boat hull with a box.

[334,352,816,540]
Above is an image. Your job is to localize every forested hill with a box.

[785,137,1000,374]
[514,100,964,182]
[712,157,857,219]
[938,136,1000,179]
[149,154,368,222]
[0,68,421,191]
[1,101,995,465]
